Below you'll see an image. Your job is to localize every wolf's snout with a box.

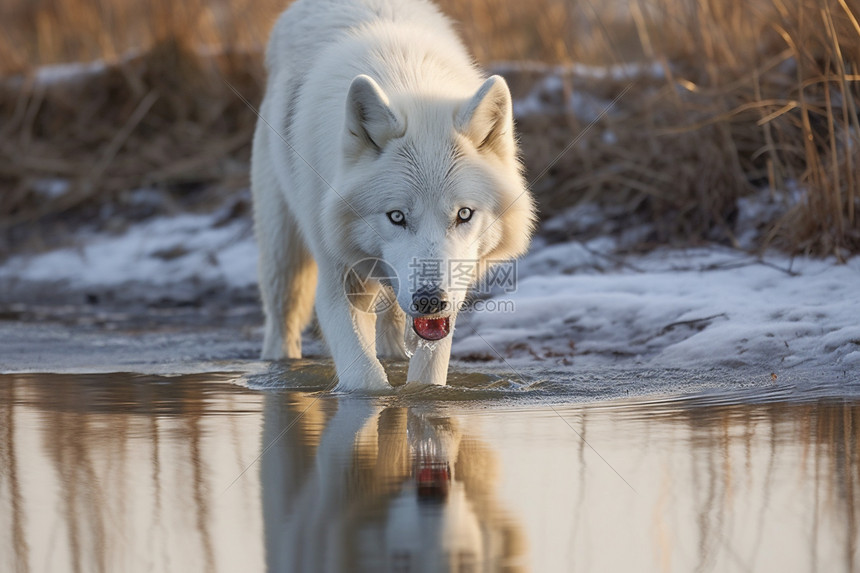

[411,285,449,316]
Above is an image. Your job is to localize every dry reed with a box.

[0,0,858,257]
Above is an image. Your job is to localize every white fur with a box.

[252,0,536,390]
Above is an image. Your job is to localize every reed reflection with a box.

[0,373,265,573]
[612,396,860,573]
[260,394,527,572]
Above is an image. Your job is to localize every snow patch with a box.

[511,73,614,121]
[455,242,860,372]
[500,60,664,121]
[33,60,108,85]
[735,183,805,247]
[0,211,256,290]
[491,60,665,81]
[31,178,71,200]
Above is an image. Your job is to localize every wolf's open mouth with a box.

[412,316,450,341]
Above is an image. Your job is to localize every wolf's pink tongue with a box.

[413,316,450,341]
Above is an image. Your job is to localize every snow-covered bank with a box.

[1,210,858,374]
[0,209,257,301]
[454,240,860,372]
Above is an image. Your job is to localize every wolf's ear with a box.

[345,75,404,153]
[456,75,514,157]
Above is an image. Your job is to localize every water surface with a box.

[1,372,858,572]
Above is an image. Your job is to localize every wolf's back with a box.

[265,0,453,78]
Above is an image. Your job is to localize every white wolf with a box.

[251,0,536,390]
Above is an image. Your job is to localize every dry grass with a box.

[0,0,858,257]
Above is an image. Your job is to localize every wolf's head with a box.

[329,74,536,339]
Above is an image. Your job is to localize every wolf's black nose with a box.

[411,285,450,315]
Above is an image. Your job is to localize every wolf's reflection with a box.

[261,393,527,572]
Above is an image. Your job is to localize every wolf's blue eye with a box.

[387,210,406,226]
[457,207,473,223]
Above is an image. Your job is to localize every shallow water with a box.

[1,372,858,572]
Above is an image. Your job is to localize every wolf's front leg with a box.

[406,317,454,385]
[315,265,390,391]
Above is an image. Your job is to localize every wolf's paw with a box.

[335,362,391,393]
[261,330,302,360]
